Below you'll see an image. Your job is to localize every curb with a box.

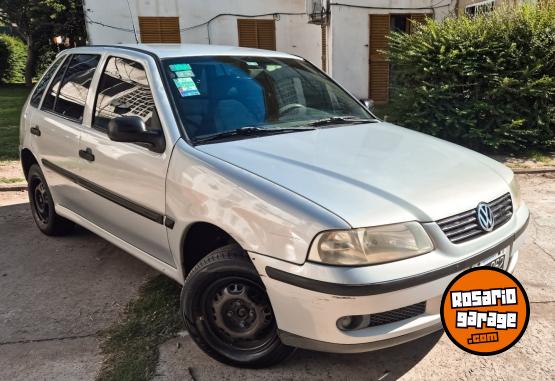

[0,184,27,192]
[512,167,555,174]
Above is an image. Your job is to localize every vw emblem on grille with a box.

[476,202,495,232]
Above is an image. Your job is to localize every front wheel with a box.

[181,244,294,367]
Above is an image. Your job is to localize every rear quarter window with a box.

[29,56,66,108]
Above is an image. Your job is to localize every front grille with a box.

[437,193,513,244]
[367,301,427,327]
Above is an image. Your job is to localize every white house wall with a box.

[83,0,322,68]
[328,0,454,99]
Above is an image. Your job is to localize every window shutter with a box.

[238,19,258,48]
[409,14,430,34]
[237,19,276,50]
[139,17,181,43]
[368,14,390,105]
[255,20,276,51]
[321,24,327,72]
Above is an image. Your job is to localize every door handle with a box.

[30,126,41,136]
[79,147,95,162]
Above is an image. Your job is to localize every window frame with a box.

[40,53,101,123]
[465,0,495,16]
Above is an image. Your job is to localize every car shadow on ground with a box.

[158,330,442,380]
[289,331,443,378]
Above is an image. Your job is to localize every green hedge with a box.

[0,34,27,84]
[387,4,555,153]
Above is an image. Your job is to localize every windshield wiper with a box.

[306,116,377,127]
[193,126,315,144]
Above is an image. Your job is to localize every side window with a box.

[41,58,70,112]
[30,56,66,108]
[93,57,158,132]
[42,54,100,122]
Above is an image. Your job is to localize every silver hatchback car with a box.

[20,44,529,367]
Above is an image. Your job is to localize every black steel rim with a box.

[33,179,50,224]
[202,276,276,352]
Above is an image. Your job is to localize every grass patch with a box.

[0,86,30,161]
[0,176,25,184]
[97,275,182,381]
[526,150,552,163]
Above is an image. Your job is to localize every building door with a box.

[368,14,430,104]
[139,16,181,43]
[237,19,276,50]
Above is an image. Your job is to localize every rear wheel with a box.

[181,244,294,367]
[28,164,74,236]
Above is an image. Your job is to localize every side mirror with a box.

[360,99,375,110]
[108,116,165,153]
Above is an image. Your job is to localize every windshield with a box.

[162,56,374,141]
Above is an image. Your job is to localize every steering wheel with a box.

[279,103,307,116]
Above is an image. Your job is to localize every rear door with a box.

[31,53,101,211]
[76,55,174,265]
[22,56,66,143]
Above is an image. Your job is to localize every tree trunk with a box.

[24,35,34,88]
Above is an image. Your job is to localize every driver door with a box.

[76,55,174,265]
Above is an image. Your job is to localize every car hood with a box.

[196,122,513,228]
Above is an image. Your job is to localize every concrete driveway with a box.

[0,191,155,380]
[0,174,554,380]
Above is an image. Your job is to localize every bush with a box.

[0,34,27,84]
[387,4,555,153]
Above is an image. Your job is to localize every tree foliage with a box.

[0,0,86,85]
[387,4,555,153]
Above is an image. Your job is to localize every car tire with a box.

[28,164,74,236]
[181,244,294,368]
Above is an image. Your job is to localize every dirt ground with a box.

[0,174,554,380]
[0,162,25,189]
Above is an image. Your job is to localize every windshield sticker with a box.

[169,63,192,72]
[173,77,200,97]
[174,70,195,78]
[266,64,282,72]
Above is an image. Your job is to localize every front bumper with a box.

[249,204,529,352]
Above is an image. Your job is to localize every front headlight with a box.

[509,176,521,210]
[308,222,434,266]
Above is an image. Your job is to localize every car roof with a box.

[61,43,301,60]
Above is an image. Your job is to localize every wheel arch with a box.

[21,148,39,180]
[180,221,243,276]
